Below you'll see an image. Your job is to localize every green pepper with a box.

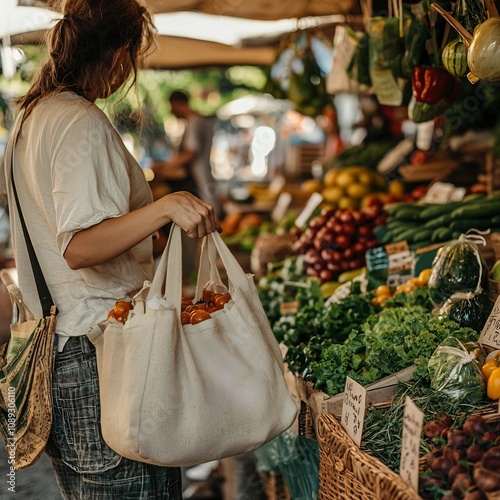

[411,66,461,105]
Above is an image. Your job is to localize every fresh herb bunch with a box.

[361,378,489,473]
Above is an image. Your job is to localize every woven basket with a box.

[317,413,421,500]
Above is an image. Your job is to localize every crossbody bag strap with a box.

[9,133,56,317]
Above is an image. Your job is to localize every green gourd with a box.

[442,39,468,77]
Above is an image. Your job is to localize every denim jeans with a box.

[45,335,182,499]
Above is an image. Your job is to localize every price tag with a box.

[385,241,414,287]
[399,396,424,492]
[479,296,500,349]
[271,192,292,223]
[341,377,366,446]
[423,182,465,204]
[295,192,323,228]
[279,300,299,316]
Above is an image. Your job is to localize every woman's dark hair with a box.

[18,0,156,120]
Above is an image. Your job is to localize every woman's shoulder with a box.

[33,92,110,132]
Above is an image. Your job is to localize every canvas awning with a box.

[20,0,359,20]
[8,0,358,69]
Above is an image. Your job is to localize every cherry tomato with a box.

[196,303,208,311]
[114,300,132,317]
[181,312,191,325]
[214,294,231,310]
[202,289,214,302]
[190,310,211,324]
[184,305,198,314]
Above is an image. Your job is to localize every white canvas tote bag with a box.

[88,224,298,467]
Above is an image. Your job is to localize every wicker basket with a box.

[317,413,421,500]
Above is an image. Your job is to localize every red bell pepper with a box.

[412,66,461,105]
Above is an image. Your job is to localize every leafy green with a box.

[311,305,479,396]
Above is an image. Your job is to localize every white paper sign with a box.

[341,377,367,446]
[423,182,466,204]
[479,296,500,349]
[295,192,323,228]
[271,192,292,223]
[400,396,424,492]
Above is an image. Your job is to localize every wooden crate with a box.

[317,413,421,500]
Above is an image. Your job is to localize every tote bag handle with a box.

[148,225,253,311]
[194,236,225,301]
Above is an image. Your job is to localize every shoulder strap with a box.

[9,133,55,317]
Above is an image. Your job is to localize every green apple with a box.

[492,260,500,282]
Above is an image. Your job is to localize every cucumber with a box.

[386,219,422,231]
[419,202,461,221]
[492,214,500,225]
[449,219,493,232]
[450,201,500,220]
[392,225,424,243]
[424,213,454,229]
[431,227,455,243]
[412,227,435,243]
[391,205,424,221]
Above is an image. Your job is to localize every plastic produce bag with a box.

[428,337,486,403]
[439,291,493,332]
[428,230,489,307]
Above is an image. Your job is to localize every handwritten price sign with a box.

[479,296,500,349]
[400,396,424,492]
[341,377,366,447]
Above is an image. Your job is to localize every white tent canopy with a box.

[3,0,348,68]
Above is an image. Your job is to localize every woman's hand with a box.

[64,191,220,270]
[161,191,220,238]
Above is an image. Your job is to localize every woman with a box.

[0,0,219,498]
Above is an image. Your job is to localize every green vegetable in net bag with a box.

[439,291,493,332]
[428,230,489,307]
[428,337,486,403]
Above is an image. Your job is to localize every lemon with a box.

[323,169,340,187]
[322,186,344,203]
[388,180,405,197]
[335,171,356,188]
[347,183,370,199]
[357,171,373,186]
[301,179,322,194]
[338,196,357,209]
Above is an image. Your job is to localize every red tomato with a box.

[214,294,231,310]
[190,310,211,324]
[196,303,208,311]
[202,289,214,302]
[184,305,198,314]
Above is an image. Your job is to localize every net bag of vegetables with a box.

[428,337,486,403]
[428,230,489,307]
[439,290,493,332]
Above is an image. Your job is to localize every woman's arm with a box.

[64,191,219,270]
